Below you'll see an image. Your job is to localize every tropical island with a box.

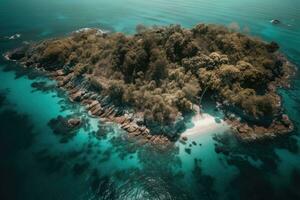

[6,24,294,145]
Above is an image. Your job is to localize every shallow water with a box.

[0,0,300,200]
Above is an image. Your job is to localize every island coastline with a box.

[4,24,296,145]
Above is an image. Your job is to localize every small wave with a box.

[73,27,109,35]
[3,53,11,61]
[5,33,21,40]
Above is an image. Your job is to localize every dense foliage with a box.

[20,24,287,130]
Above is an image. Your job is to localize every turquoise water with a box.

[0,0,300,199]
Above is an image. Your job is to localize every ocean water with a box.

[0,0,300,200]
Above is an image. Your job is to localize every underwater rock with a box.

[181,136,188,141]
[69,90,85,102]
[215,146,230,155]
[185,148,191,154]
[67,118,81,128]
[48,115,82,141]
[72,162,90,176]
[230,114,294,142]
[6,47,26,60]
[271,19,281,24]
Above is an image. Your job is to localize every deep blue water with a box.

[0,1,300,200]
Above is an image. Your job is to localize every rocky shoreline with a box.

[4,51,295,144]
[224,54,296,141]
[4,24,297,145]
[3,52,172,148]
[52,68,172,147]
[226,114,294,142]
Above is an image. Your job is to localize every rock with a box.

[61,75,72,86]
[90,104,101,115]
[137,138,148,145]
[99,110,108,117]
[215,146,229,156]
[68,118,81,128]
[81,93,90,100]
[181,136,188,141]
[142,128,150,135]
[271,19,280,25]
[92,106,103,116]
[179,140,187,145]
[281,114,291,127]
[56,69,65,76]
[82,99,92,106]
[152,136,161,144]
[266,41,279,53]
[90,94,98,100]
[70,91,82,102]
[253,126,267,135]
[88,101,99,109]
[114,116,126,124]
[133,130,141,136]
[89,103,98,112]
[150,136,156,142]
[108,112,116,119]
[140,126,146,132]
[104,107,115,117]
[185,148,191,154]
[126,125,137,133]
[7,47,26,60]
[48,116,81,142]
[121,123,131,129]
[237,124,251,134]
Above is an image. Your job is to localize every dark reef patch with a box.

[31,81,57,93]
[213,131,298,171]
[34,149,66,174]
[0,109,35,158]
[48,115,82,142]
[192,159,218,200]
[2,61,45,80]
[0,100,35,200]
[72,162,90,176]
[184,148,191,154]
[89,173,117,200]
[0,90,8,107]
[213,131,300,200]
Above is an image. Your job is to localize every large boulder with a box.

[67,118,81,128]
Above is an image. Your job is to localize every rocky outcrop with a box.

[6,47,27,61]
[228,114,294,142]
[48,115,82,142]
[48,68,172,146]
[67,118,81,128]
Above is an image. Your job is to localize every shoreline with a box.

[4,54,295,144]
[4,24,296,145]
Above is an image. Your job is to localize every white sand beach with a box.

[181,106,228,138]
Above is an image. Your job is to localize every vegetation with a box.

[16,24,289,133]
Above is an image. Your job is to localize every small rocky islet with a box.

[6,23,295,145]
